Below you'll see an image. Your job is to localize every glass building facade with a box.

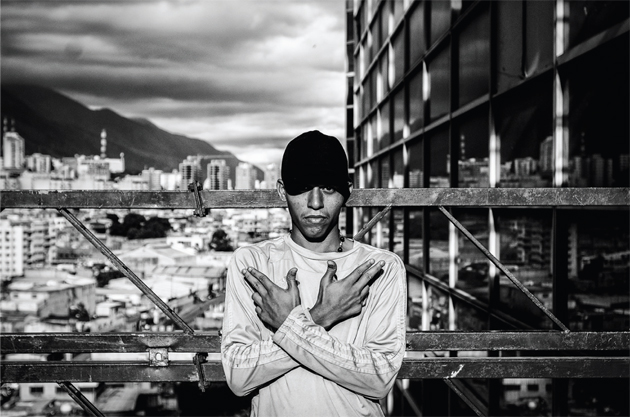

[346,1,629,415]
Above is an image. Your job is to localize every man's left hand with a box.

[243,267,300,331]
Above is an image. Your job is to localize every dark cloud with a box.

[1,1,346,163]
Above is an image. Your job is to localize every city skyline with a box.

[1,1,347,167]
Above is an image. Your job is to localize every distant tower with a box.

[207,159,230,190]
[263,163,280,189]
[100,129,107,159]
[235,162,256,190]
[2,130,25,170]
[179,156,201,190]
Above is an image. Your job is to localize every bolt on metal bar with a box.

[437,206,570,332]
[57,208,195,335]
[443,378,486,417]
[353,204,392,241]
[57,381,105,417]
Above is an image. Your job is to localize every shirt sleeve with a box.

[271,257,407,400]
[221,248,300,397]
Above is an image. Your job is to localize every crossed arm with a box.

[221,249,406,398]
[244,258,383,331]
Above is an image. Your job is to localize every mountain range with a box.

[0,84,260,182]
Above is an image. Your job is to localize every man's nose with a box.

[307,187,324,209]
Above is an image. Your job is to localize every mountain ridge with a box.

[0,84,260,182]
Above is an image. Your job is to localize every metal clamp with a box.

[149,348,169,367]
[193,352,209,392]
[187,181,207,217]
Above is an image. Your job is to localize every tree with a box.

[210,229,234,251]
[108,213,172,240]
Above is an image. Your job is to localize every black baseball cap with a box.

[281,130,351,200]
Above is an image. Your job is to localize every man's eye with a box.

[322,187,335,194]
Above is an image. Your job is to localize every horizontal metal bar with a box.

[1,188,628,209]
[2,357,628,383]
[3,332,628,353]
[406,331,630,351]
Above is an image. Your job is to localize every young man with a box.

[221,131,407,416]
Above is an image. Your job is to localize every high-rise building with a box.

[179,156,201,190]
[262,163,280,189]
[0,219,24,279]
[235,162,256,190]
[346,1,628,414]
[207,159,230,190]
[26,153,52,173]
[539,136,554,174]
[141,168,163,190]
[2,131,25,170]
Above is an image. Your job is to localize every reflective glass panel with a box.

[379,100,391,149]
[495,1,523,93]
[409,2,427,66]
[565,209,630,332]
[393,29,406,85]
[428,286,449,330]
[370,114,378,155]
[408,209,424,271]
[429,46,450,121]
[393,0,405,26]
[360,123,368,159]
[430,0,451,47]
[567,37,629,187]
[380,155,391,189]
[408,137,424,188]
[496,77,553,188]
[568,378,629,417]
[369,159,378,188]
[524,0,553,76]
[495,209,553,329]
[380,50,389,99]
[428,207,450,280]
[393,88,405,142]
[457,7,490,107]
[454,298,488,331]
[455,106,489,188]
[428,127,449,187]
[380,3,389,43]
[569,1,630,48]
[392,147,404,189]
[453,208,490,304]
[408,70,424,133]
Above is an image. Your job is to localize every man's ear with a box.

[277,179,287,202]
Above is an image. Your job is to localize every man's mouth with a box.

[304,215,327,224]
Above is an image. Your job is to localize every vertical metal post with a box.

[552,208,570,416]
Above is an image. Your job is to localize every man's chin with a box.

[301,227,332,242]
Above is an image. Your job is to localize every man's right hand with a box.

[309,259,385,330]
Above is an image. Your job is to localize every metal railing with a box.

[1,187,629,417]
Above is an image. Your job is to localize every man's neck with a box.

[290,229,341,253]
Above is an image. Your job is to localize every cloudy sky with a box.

[1,0,347,168]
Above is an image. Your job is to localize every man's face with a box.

[278,181,347,242]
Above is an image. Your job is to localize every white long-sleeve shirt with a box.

[221,234,407,417]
